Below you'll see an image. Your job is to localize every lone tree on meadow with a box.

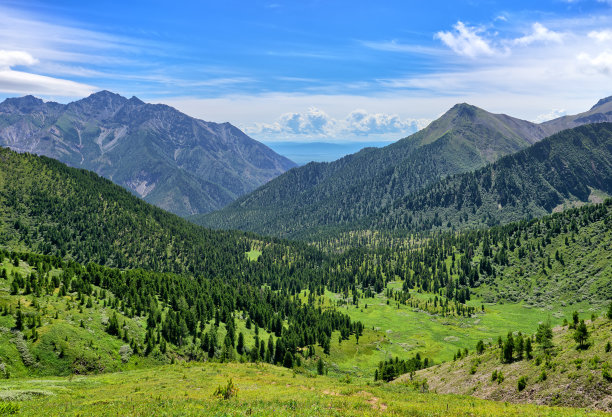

[573,319,589,349]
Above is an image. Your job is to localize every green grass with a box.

[317,285,606,378]
[412,317,612,410]
[1,361,608,417]
[245,250,262,261]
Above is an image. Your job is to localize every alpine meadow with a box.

[0,1,611,416]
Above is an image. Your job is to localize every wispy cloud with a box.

[435,22,497,58]
[0,49,95,97]
[513,23,564,45]
[361,40,443,55]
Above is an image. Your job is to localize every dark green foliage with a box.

[502,332,515,364]
[317,358,325,375]
[525,338,533,359]
[573,320,589,349]
[197,123,612,240]
[536,322,554,352]
[517,376,528,391]
[476,340,485,355]
[375,354,432,382]
[236,333,245,356]
[282,351,293,368]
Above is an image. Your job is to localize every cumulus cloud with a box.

[514,23,563,46]
[0,50,38,69]
[533,108,567,123]
[435,22,496,58]
[588,30,612,42]
[244,107,428,139]
[577,51,612,74]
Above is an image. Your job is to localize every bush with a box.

[517,376,528,391]
[537,370,547,382]
[213,379,238,400]
[603,364,612,382]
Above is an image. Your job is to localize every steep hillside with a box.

[406,317,612,411]
[0,91,295,216]
[194,103,552,237]
[194,98,612,239]
[0,148,361,378]
[374,123,612,232]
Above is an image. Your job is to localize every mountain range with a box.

[194,97,612,238]
[0,91,296,216]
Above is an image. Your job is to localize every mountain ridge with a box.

[0,90,296,216]
[194,97,612,237]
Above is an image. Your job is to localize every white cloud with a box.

[0,69,96,97]
[514,23,563,46]
[0,49,95,98]
[588,29,612,42]
[0,50,38,69]
[242,107,427,140]
[577,51,612,74]
[435,22,496,58]
[533,108,567,123]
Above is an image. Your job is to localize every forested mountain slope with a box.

[0,91,295,216]
[194,98,612,238]
[0,147,361,377]
[0,145,609,388]
[373,122,612,232]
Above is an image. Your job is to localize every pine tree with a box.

[317,358,325,375]
[574,319,589,349]
[15,308,24,331]
[502,332,514,363]
[236,332,245,355]
[283,351,293,368]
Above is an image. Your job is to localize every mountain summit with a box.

[0,91,296,216]
[195,97,612,238]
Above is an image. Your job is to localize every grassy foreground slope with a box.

[1,362,608,417]
[409,318,612,411]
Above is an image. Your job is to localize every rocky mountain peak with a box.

[590,96,612,110]
[0,95,47,113]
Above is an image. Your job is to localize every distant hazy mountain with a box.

[195,99,612,238]
[0,91,296,216]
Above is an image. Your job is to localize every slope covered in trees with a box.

[0,145,609,399]
[194,100,612,239]
[0,147,364,376]
[194,103,553,237]
[373,122,612,233]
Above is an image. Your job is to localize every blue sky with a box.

[1,0,612,147]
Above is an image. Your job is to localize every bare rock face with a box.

[0,91,296,216]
